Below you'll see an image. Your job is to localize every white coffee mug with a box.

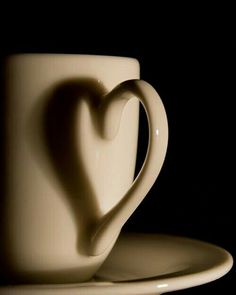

[0,54,168,284]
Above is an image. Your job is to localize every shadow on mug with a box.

[31,78,106,240]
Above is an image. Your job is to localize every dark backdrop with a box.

[0,6,235,294]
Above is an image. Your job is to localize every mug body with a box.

[0,54,140,283]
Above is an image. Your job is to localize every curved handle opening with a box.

[89,79,168,255]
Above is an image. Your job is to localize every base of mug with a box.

[0,232,120,285]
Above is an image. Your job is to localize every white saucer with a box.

[0,233,233,295]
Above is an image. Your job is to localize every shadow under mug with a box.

[0,54,168,284]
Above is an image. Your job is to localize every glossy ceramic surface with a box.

[1,55,168,283]
[0,233,232,294]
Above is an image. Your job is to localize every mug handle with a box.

[90,79,168,255]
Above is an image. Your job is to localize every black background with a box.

[0,4,235,294]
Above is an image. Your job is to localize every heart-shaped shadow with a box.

[28,78,109,253]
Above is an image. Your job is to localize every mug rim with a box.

[5,53,139,66]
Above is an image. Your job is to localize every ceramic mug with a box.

[0,54,168,284]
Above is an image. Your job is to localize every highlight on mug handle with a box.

[90,79,168,255]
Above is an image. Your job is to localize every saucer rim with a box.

[0,233,233,294]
